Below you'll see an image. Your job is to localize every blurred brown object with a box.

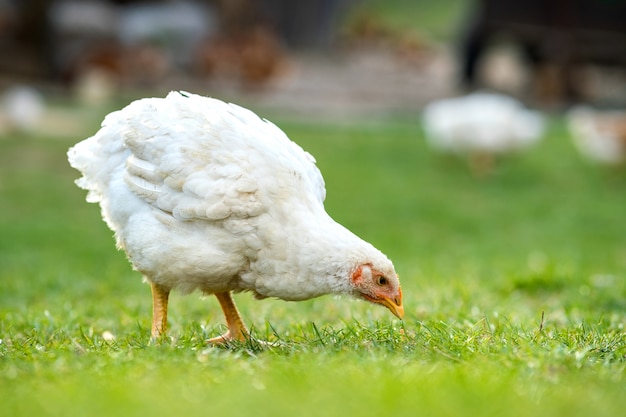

[195,0,354,87]
[0,1,17,36]
[0,0,354,93]
[343,14,432,65]
[195,26,288,87]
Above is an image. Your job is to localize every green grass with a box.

[1,111,625,417]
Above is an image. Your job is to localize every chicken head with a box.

[351,264,404,319]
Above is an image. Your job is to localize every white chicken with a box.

[1,86,45,133]
[422,92,544,175]
[68,91,403,343]
[566,106,626,165]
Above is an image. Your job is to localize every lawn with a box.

[1,104,625,417]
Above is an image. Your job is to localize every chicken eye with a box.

[376,276,388,286]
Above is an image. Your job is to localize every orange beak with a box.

[361,287,404,319]
[380,287,404,319]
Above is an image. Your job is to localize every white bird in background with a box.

[68,91,403,343]
[0,86,45,133]
[422,92,545,175]
[566,106,626,165]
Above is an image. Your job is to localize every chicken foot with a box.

[208,291,250,344]
[150,282,249,344]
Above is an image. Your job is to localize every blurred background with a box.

[1,0,625,133]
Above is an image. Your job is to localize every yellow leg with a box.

[208,291,249,344]
[150,282,170,340]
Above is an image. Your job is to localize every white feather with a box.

[566,106,626,165]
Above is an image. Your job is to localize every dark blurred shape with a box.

[0,0,354,92]
[0,0,43,80]
[460,0,626,104]
[47,0,217,87]
[258,0,354,50]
